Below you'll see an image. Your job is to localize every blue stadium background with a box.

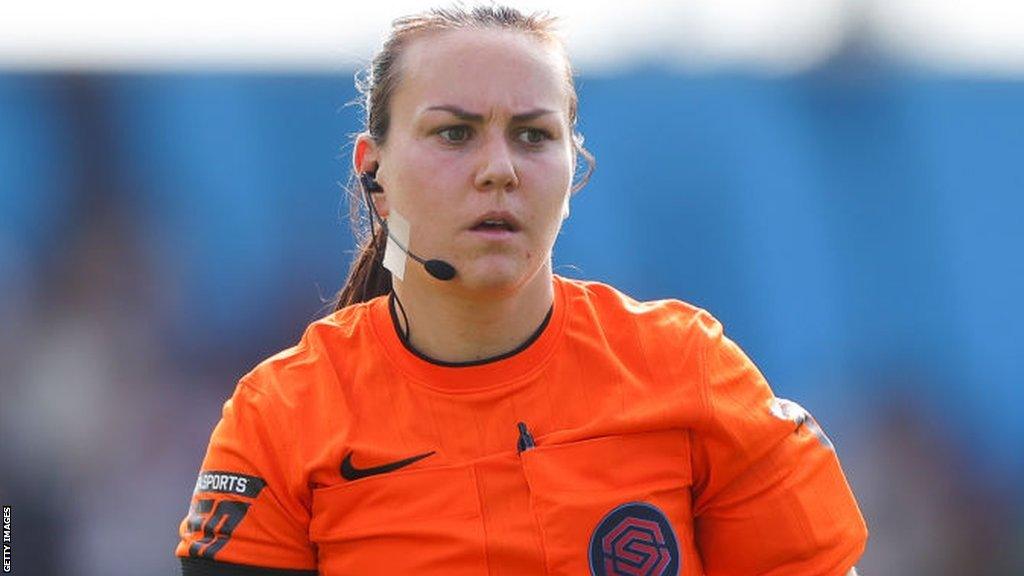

[1,53,1022,573]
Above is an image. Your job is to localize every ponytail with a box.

[333,210,392,311]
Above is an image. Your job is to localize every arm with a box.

[689,312,868,575]
[176,380,317,575]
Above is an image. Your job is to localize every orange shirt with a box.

[177,276,867,575]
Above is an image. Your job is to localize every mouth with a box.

[470,212,521,233]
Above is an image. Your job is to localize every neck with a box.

[391,267,555,364]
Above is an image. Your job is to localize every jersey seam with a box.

[692,308,715,516]
[469,463,493,574]
[519,461,554,575]
[628,299,661,418]
[695,308,715,430]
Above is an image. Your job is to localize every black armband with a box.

[181,557,317,576]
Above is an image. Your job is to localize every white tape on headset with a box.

[382,208,411,281]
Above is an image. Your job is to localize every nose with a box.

[473,134,519,192]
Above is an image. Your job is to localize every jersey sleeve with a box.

[690,313,868,576]
[175,379,317,575]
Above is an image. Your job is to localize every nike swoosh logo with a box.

[340,450,436,481]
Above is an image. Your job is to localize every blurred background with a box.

[1,1,1022,574]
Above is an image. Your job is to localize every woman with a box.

[177,6,867,575]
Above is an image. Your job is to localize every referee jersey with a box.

[177,276,867,575]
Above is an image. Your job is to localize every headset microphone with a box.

[360,171,457,281]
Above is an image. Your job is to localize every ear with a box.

[354,133,379,175]
[561,192,571,220]
[354,134,389,218]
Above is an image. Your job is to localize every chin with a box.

[456,262,534,296]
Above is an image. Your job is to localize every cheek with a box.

[521,150,573,215]
[389,147,461,217]
[529,141,573,186]
[401,144,451,178]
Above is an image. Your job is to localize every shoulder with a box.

[238,299,381,410]
[556,275,722,343]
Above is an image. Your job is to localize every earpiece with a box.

[359,170,384,193]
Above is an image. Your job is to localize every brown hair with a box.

[333,4,595,310]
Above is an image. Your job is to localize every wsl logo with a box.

[589,502,680,576]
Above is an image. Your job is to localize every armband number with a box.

[185,498,251,559]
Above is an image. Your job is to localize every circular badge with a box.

[589,502,680,576]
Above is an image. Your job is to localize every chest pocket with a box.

[520,430,702,576]
[310,464,487,575]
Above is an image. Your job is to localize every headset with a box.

[359,169,457,281]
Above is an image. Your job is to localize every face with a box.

[357,28,574,296]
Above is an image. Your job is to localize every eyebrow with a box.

[424,105,557,123]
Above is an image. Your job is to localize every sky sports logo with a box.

[193,471,266,498]
[3,505,11,573]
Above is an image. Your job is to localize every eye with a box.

[438,125,472,144]
[516,128,551,146]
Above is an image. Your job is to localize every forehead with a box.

[393,28,570,119]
